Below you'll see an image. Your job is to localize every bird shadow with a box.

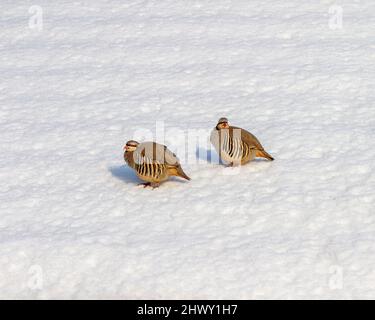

[196,146,224,165]
[108,165,141,184]
[196,147,210,162]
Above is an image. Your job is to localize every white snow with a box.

[1,0,375,299]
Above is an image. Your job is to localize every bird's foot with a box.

[138,182,160,189]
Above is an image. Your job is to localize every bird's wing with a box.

[163,145,180,166]
[231,126,264,151]
[137,142,180,166]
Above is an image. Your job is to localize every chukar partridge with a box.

[210,117,274,166]
[123,140,190,188]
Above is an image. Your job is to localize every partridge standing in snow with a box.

[210,117,274,166]
[123,140,191,188]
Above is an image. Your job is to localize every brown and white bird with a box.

[210,117,274,166]
[123,140,191,188]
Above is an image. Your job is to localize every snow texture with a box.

[1,0,375,299]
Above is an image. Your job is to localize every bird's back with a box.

[230,126,265,151]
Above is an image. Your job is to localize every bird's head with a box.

[123,140,139,152]
[216,117,229,130]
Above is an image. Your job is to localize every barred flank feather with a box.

[219,129,248,163]
[135,159,168,182]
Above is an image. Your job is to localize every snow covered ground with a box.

[1,0,375,299]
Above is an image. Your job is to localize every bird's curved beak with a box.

[123,145,128,151]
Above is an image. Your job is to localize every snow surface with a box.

[1,0,375,299]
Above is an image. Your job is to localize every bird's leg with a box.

[137,182,160,189]
[150,182,160,189]
[226,162,234,167]
[138,182,151,188]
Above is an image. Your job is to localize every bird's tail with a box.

[169,165,191,181]
[256,150,274,161]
